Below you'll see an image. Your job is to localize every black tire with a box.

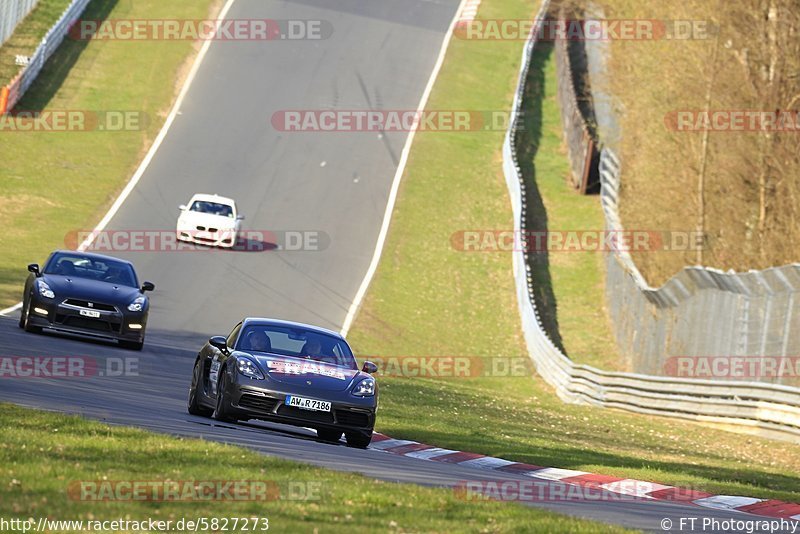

[18,300,25,329]
[22,298,42,334]
[345,431,373,449]
[188,359,213,417]
[213,371,237,422]
[316,428,342,443]
[119,340,143,351]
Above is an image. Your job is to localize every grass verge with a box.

[0,0,213,308]
[0,404,626,533]
[0,0,72,83]
[347,0,800,504]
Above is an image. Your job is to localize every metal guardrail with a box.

[504,0,800,442]
[0,0,91,113]
[0,0,38,45]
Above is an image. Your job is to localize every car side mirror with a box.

[209,336,229,353]
[361,361,378,374]
[236,214,245,220]
[27,264,41,277]
[141,281,155,292]
[178,204,188,211]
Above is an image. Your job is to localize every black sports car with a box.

[19,250,155,350]
[188,318,379,448]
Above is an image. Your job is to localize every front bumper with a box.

[176,228,237,248]
[227,378,377,432]
[27,295,146,342]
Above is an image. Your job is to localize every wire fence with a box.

[0,0,38,45]
[600,149,800,388]
[505,0,800,442]
[0,0,90,113]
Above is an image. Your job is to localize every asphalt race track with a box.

[0,0,781,531]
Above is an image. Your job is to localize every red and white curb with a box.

[459,0,481,22]
[369,433,800,520]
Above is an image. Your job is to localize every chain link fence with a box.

[600,149,800,387]
[0,0,38,45]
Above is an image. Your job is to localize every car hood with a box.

[42,275,141,305]
[178,210,236,228]
[249,355,360,392]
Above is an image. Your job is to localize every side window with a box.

[226,323,242,349]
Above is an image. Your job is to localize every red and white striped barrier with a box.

[369,433,800,520]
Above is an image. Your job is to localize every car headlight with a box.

[127,296,146,312]
[237,357,264,380]
[352,378,375,397]
[38,281,55,299]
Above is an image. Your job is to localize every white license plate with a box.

[285,396,331,412]
[79,309,101,318]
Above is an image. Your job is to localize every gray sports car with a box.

[188,318,378,448]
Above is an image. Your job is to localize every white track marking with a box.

[339,0,469,336]
[403,447,458,460]
[458,456,516,469]
[0,0,238,317]
[600,479,672,498]
[527,467,589,481]
[369,438,418,450]
[693,495,763,511]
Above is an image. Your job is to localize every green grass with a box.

[0,0,72,83]
[0,404,627,533]
[347,0,800,504]
[0,0,211,308]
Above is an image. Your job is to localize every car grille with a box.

[237,394,279,413]
[335,409,370,428]
[276,404,334,424]
[63,299,117,312]
[56,315,122,333]
[195,226,219,233]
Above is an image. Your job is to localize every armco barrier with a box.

[504,0,800,441]
[0,0,38,45]
[1,0,90,113]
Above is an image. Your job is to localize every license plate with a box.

[79,309,101,318]
[285,395,331,412]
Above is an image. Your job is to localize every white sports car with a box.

[176,194,244,248]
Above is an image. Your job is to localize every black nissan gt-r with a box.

[188,318,379,448]
[19,250,155,350]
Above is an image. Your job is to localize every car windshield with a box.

[189,200,234,218]
[43,253,138,288]
[236,324,357,369]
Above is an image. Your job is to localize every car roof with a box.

[241,317,344,339]
[189,193,236,206]
[51,249,135,267]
